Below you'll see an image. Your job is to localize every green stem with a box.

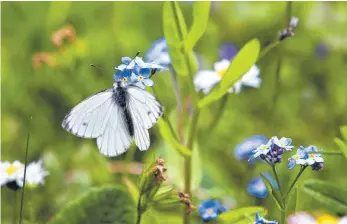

[136,196,142,224]
[271,165,283,196]
[320,151,344,155]
[19,116,32,224]
[209,94,229,133]
[13,191,17,224]
[284,166,307,198]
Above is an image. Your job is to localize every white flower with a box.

[0,160,24,187]
[18,160,49,187]
[290,17,299,28]
[194,59,261,95]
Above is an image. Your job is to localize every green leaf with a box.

[341,126,347,140]
[164,141,202,191]
[49,186,136,224]
[260,173,284,210]
[219,206,267,223]
[286,185,299,214]
[157,119,192,157]
[183,1,211,52]
[198,39,261,108]
[303,179,347,213]
[163,1,198,77]
[122,177,140,203]
[334,137,347,159]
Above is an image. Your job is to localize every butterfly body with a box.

[62,82,163,157]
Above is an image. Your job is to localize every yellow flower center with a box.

[6,164,20,175]
[138,75,144,81]
[121,77,128,82]
[309,153,315,159]
[294,155,300,160]
[217,69,227,77]
[317,215,338,224]
[206,208,214,215]
[260,145,267,151]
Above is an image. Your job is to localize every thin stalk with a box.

[13,191,17,224]
[209,94,229,133]
[19,116,32,224]
[271,165,283,195]
[284,166,307,198]
[169,70,184,143]
[136,200,142,224]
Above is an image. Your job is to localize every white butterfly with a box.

[62,82,163,157]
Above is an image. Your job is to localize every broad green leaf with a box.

[341,126,347,140]
[163,1,198,77]
[183,1,211,52]
[334,137,347,159]
[219,206,267,223]
[49,186,136,224]
[157,119,192,157]
[198,39,261,108]
[303,179,347,213]
[164,141,202,191]
[260,173,284,210]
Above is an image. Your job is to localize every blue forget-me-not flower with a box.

[113,55,167,88]
[145,38,171,67]
[235,135,268,161]
[198,200,228,222]
[248,136,294,165]
[247,173,278,198]
[254,212,278,224]
[288,145,324,171]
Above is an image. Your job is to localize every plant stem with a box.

[19,116,32,224]
[284,166,307,198]
[209,94,229,133]
[271,165,283,195]
[13,191,17,224]
[136,196,142,224]
[271,165,286,224]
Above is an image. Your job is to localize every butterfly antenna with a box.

[90,64,104,71]
[19,116,32,224]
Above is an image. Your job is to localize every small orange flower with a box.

[32,52,57,69]
[51,25,76,48]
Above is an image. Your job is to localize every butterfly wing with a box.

[62,89,115,138]
[96,105,132,157]
[127,85,163,151]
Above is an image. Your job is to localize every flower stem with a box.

[136,196,142,224]
[271,165,283,195]
[284,166,307,198]
[13,191,17,224]
[19,116,32,224]
[271,165,286,223]
[208,94,229,133]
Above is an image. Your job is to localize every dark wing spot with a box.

[82,122,88,126]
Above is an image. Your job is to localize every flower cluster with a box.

[198,200,228,222]
[287,212,347,224]
[113,55,168,88]
[151,158,168,184]
[234,135,268,161]
[248,136,294,165]
[194,43,261,95]
[0,160,49,191]
[288,145,324,171]
[254,212,278,224]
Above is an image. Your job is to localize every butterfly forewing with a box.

[62,89,114,138]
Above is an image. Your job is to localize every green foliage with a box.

[303,179,347,214]
[49,186,136,224]
[334,126,347,159]
[219,206,267,223]
[162,1,198,77]
[260,173,284,210]
[157,119,192,157]
[198,39,261,108]
[183,1,211,53]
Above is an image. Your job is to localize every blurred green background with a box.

[2,1,347,223]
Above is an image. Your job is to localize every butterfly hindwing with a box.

[127,86,163,151]
[62,89,114,138]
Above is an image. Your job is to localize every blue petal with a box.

[255,212,261,221]
[122,69,132,78]
[145,38,171,66]
[113,71,122,80]
[288,158,297,169]
[121,57,132,65]
[143,78,154,87]
[234,135,268,160]
[219,43,239,61]
[199,200,221,210]
[139,68,151,77]
[247,177,268,198]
